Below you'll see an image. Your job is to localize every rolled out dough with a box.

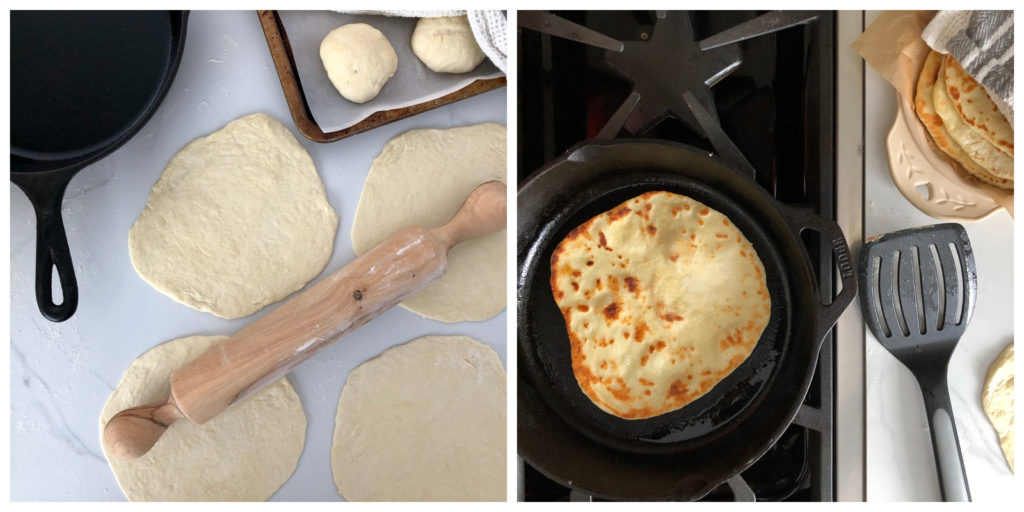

[350,123,507,323]
[331,335,506,501]
[99,335,306,501]
[129,113,338,319]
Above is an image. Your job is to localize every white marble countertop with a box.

[862,11,1014,502]
[9,10,507,501]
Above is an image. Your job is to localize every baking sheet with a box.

[279,11,504,133]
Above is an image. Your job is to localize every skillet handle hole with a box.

[799,227,833,306]
[50,263,64,307]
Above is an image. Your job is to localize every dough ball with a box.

[99,335,306,501]
[331,335,506,501]
[982,342,1014,472]
[351,123,506,322]
[411,16,486,73]
[319,23,398,103]
[129,113,338,319]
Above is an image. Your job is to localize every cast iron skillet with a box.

[10,11,188,321]
[518,139,856,500]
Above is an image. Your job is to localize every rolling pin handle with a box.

[103,396,184,460]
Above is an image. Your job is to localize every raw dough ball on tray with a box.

[99,335,306,501]
[331,335,506,501]
[129,112,338,319]
[411,16,486,73]
[320,23,398,103]
[351,123,507,323]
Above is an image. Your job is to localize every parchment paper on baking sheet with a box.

[279,11,504,133]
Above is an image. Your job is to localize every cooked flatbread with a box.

[550,191,770,419]
[982,342,1014,472]
[944,54,1013,158]
[915,51,1013,189]
[933,58,1014,181]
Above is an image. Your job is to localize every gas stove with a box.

[517,10,846,501]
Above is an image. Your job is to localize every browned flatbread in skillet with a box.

[549,191,770,419]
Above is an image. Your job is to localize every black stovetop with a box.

[517,10,838,501]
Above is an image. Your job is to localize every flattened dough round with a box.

[331,335,506,501]
[351,123,506,322]
[550,191,770,419]
[129,113,339,319]
[982,342,1014,472]
[99,335,306,501]
[320,23,398,103]
[412,16,486,73]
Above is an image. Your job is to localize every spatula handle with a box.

[920,375,971,502]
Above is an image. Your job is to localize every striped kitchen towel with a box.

[922,10,1014,125]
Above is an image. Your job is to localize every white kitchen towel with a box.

[338,10,507,73]
[467,10,507,73]
[922,10,1014,125]
[340,10,463,17]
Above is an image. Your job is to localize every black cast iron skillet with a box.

[10,11,188,321]
[518,139,856,500]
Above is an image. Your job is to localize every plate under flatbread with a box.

[550,191,770,419]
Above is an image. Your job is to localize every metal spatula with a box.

[859,223,976,502]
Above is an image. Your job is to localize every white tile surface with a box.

[9,11,507,501]
[863,11,1014,502]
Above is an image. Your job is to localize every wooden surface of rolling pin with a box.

[103,180,506,459]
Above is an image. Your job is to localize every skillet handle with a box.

[14,172,79,322]
[782,206,857,340]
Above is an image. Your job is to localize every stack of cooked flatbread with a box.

[915,51,1014,189]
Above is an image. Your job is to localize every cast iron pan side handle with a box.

[13,172,79,322]
[781,205,856,340]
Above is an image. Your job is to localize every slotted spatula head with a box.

[859,223,977,374]
[858,223,977,501]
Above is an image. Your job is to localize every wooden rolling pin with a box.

[103,181,506,459]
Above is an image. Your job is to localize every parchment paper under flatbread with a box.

[933,58,1014,181]
[943,54,1013,158]
[916,51,1013,189]
[550,191,770,419]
